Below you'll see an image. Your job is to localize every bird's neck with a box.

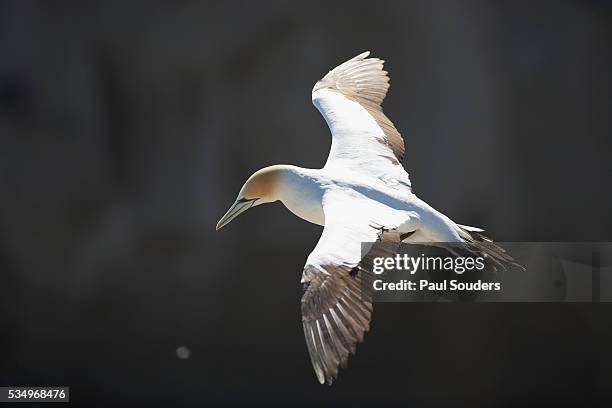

[273,165,326,226]
[270,165,320,200]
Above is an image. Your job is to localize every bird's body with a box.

[216,51,520,385]
[271,164,463,243]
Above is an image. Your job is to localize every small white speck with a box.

[176,346,190,360]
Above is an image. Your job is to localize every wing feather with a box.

[299,195,408,385]
[312,51,406,170]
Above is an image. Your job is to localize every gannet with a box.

[216,51,519,385]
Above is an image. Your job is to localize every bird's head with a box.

[216,165,283,231]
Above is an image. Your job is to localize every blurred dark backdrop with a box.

[1,0,611,406]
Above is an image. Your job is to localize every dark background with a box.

[1,0,611,406]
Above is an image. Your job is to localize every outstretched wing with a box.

[312,51,410,187]
[300,193,408,385]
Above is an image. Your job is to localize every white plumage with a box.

[216,51,519,385]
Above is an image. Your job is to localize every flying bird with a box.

[216,51,519,385]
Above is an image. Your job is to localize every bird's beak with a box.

[216,199,256,231]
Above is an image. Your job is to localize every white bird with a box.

[216,51,519,385]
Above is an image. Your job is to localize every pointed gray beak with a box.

[216,199,256,231]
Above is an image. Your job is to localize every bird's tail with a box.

[451,224,524,271]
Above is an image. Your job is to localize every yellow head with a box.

[216,166,283,230]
